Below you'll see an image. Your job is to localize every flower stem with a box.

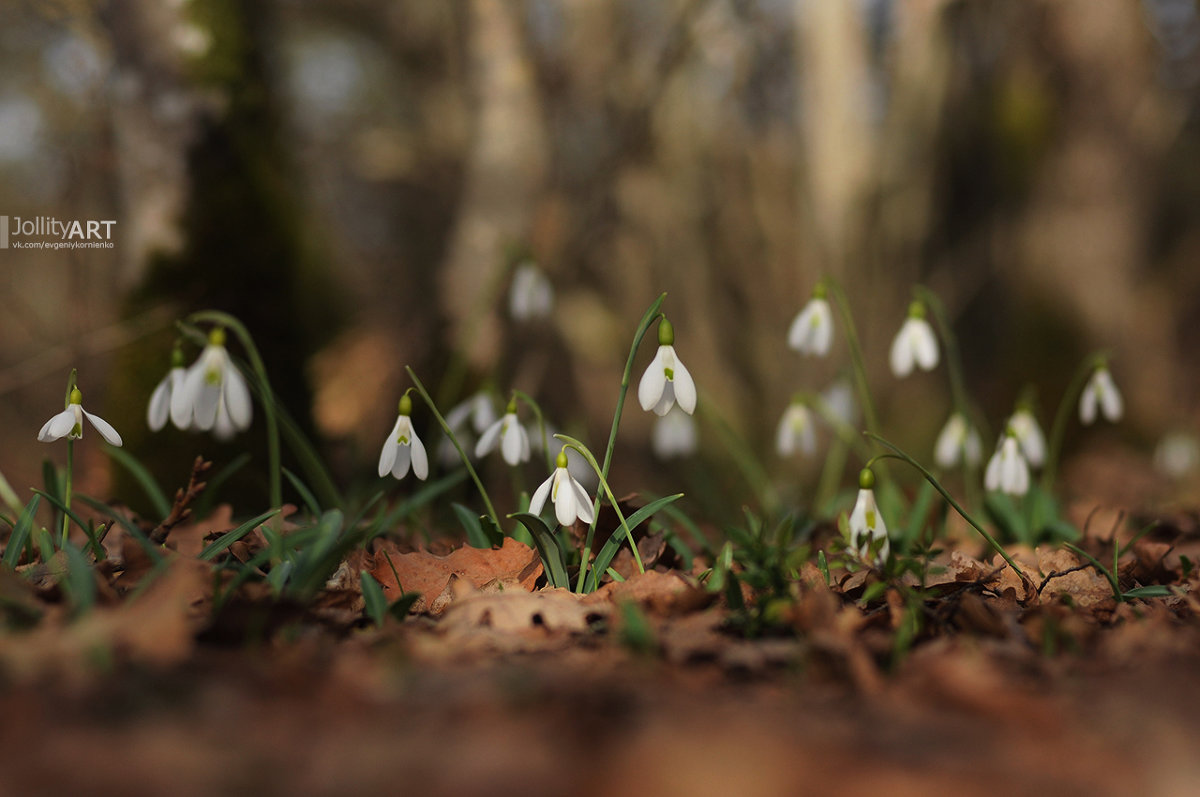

[865,433,1026,581]
[824,278,882,444]
[1041,351,1108,494]
[60,368,78,548]
[406,367,502,531]
[913,286,969,417]
[187,311,282,510]
[574,294,665,591]
[513,389,553,473]
[557,434,644,582]
[61,439,73,548]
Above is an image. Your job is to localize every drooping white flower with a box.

[378,394,429,481]
[985,431,1030,496]
[529,449,595,527]
[1079,364,1123,425]
[819,380,858,429]
[889,301,939,378]
[437,391,497,465]
[652,406,698,459]
[847,468,889,566]
[39,386,123,447]
[1154,431,1199,479]
[776,401,816,457]
[934,412,982,469]
[475,399,531,466]
[787,285,833,356]
[1008,408,1045,468]
[638,318,696,416]
[171,327,252,435]
[147,347,188,432]
[509,261,554,321]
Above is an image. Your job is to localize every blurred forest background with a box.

[3,0,1200,521]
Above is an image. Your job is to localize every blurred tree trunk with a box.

[438,0,547,370]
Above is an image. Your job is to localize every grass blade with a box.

[3,495,41,567]
[104,444,171,520]
[509,511,569,588]
[199,508,281,561]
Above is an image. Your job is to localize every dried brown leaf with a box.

[367,537,543,614]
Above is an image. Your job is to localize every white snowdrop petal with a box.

[223,366,253,430]
[391,444,412,480]
[378,417,403,477]
[553,472,576,526]
[1080,385,1098,425]
[474,419,503,458]
[214,403,237,441]
[571,478,594,524]
[83,409,123,446]
[528,475,553,516]
[148,378,171,431]
[889,328,915,377]
[500,417,528,465]
[410,432,429,480]
[671,355,697,415]
[985,449,1003,492]
[38,408,74,442]
[638,349,667,412]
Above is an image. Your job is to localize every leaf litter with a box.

[1,494,1200,795]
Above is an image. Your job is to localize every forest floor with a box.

[1,455,1199,797]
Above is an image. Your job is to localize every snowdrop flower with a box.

[776,400,816,457]
[529,449,595,527]
[848,468,889,566]
[984,429,1030,496]
[172,327,252,435]
[1079,363,1123,425]
[787,284,833,356]
[378,393,428,481]
[509,261,554,321]
[1154,431,1199,479]
[147,345,188,431]
[889,301,939,378]
[652,406,698,459]
[934,412,982,469]
[475,398,531,466]
[819,380,857,428]
[638,317,696,416]
[39,386,123,447]
[1008,407,1045,468]
[437,391,496,465]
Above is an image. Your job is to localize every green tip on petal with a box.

[1005,426,1018,439]
[398,394,413,416]
[209,327,227,347]
[555,449,569,469]
[658,317,675,347]
[908,300,926,319]
[69,387,82,406]
[858,468,875,490]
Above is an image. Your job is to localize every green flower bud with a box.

[658,317,675,347]
[209,327,227,347]
[69,387,82,406]
[398,394,413,416]
[858,467,875,490]
[556,449,569,469]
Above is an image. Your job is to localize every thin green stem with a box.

[914,286,969,417]
[1041,351,1108,493]
[556,434,644,583]
[186,311,282,510]
[697,390,778,515]
[824,278,882,442]
[406,367,501,530]
[61,440,73,547]
[866,433,1026,581]
[575,293,666,591]
[513,389,553,473]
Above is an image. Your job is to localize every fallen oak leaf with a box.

[367,537,542,614]
[439,587,600,635]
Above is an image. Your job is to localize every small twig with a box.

[1037,564,1092,596]
[150,457,211,544]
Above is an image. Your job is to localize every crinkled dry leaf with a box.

[440,587,599,634]
[1036,547,1114,608]
[367,537,542,613]
[584,570,711,615]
